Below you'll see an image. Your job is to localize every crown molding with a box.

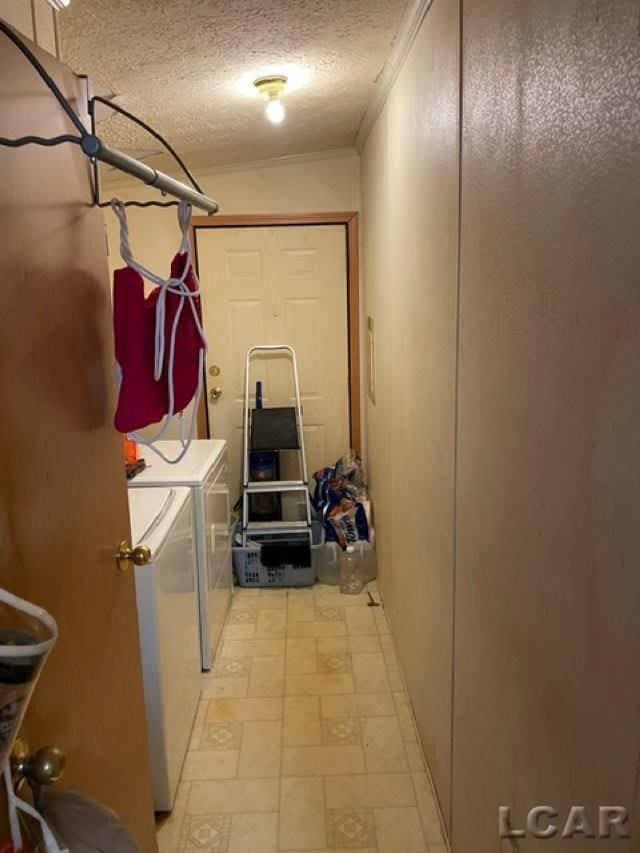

[355,0,435,151]
[100,146,359,189]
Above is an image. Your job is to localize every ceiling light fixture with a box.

[254,75,287,124]
[45,0,71,10]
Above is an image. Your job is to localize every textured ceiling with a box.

[58,0,409,172]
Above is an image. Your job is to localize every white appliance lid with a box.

[128,486,190,551]
[129,439,226,486]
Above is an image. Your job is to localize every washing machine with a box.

[128,439,232,670]
[128,486,201,811]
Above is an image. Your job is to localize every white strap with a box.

[111,200,208,464]
[3,762,67,852]
[0,587,58,656]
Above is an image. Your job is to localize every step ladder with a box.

[241,345,313,548]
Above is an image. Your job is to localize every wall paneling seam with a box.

[449,0,464,841]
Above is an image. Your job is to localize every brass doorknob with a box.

[11,739,66,787]
[116,540,152,572]
[210,386,223,401]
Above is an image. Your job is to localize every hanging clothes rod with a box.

[87,136,219,214]
[0,19,219,215]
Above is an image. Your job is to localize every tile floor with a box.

[157,583,448,853]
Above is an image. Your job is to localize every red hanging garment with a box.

[113,252,203,434]
[110,200,207,463]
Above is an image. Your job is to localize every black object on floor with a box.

[126,459,147,479]
[261,540,311,568]
[251,407,299,451]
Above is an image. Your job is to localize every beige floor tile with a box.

[220,638,286,658]
[313,593,344,610]
[386,665,404,691]
[394,691,418,741]
[213,656,250,678]
[286,672,355,696]
[317,635,381,655]
[222,622,256,641]
[325,772,416,810]
[228,608,258,624]
[201,676,249,700]
[228,811,278,852]
[321,692,397,718]
[282,745,365,776]
[379,632,396,656]
[286,637,318,674]
[287,586,315,596]
[404,740,427,772]
[188,778,280,814]
[321,715,361,745]
[354,632,382,651]
[327,807,377,848]
[173,584,436,853]
[316,591,371,608]
[288,596,316,622]
[230,595,260,611]
[206,697,283,723]
[361,716,408,773]
[257,608,287,638]
[317,651,351,674]
[181,749,239,781]
[374,806,428,852]
[412,772,445,845]
[199,721,243,750]
[260,587,289,596]
[374,606,391,636]
[233,586,260,596]
[284,695,322,746]
[238,720,282,778]
[248,656,285,697]
[352,652,392,693]
[279,777,326,850]
[187,700,208,750]
[179,813,232,851]
[344,607,377,636]
[314,582,338,593]
[288,620,347,638]
[315,604,345,622]
[258,595,288,609]
[156,780,189,853]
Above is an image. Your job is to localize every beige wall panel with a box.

[453,1,640,850]
[32,0,57,56]
[361,0,460,828]
[0,0,34,40]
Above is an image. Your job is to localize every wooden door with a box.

[0,29,157,849]
[195,225,350,504]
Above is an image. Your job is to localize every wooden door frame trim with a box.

[191,212,361,453]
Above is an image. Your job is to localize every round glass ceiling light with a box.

[266,99,285,124]
[254,75,288,125]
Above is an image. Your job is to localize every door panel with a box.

[0,32,156,848]
[196,225,350,503]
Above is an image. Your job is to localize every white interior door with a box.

[196,225,350,503]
